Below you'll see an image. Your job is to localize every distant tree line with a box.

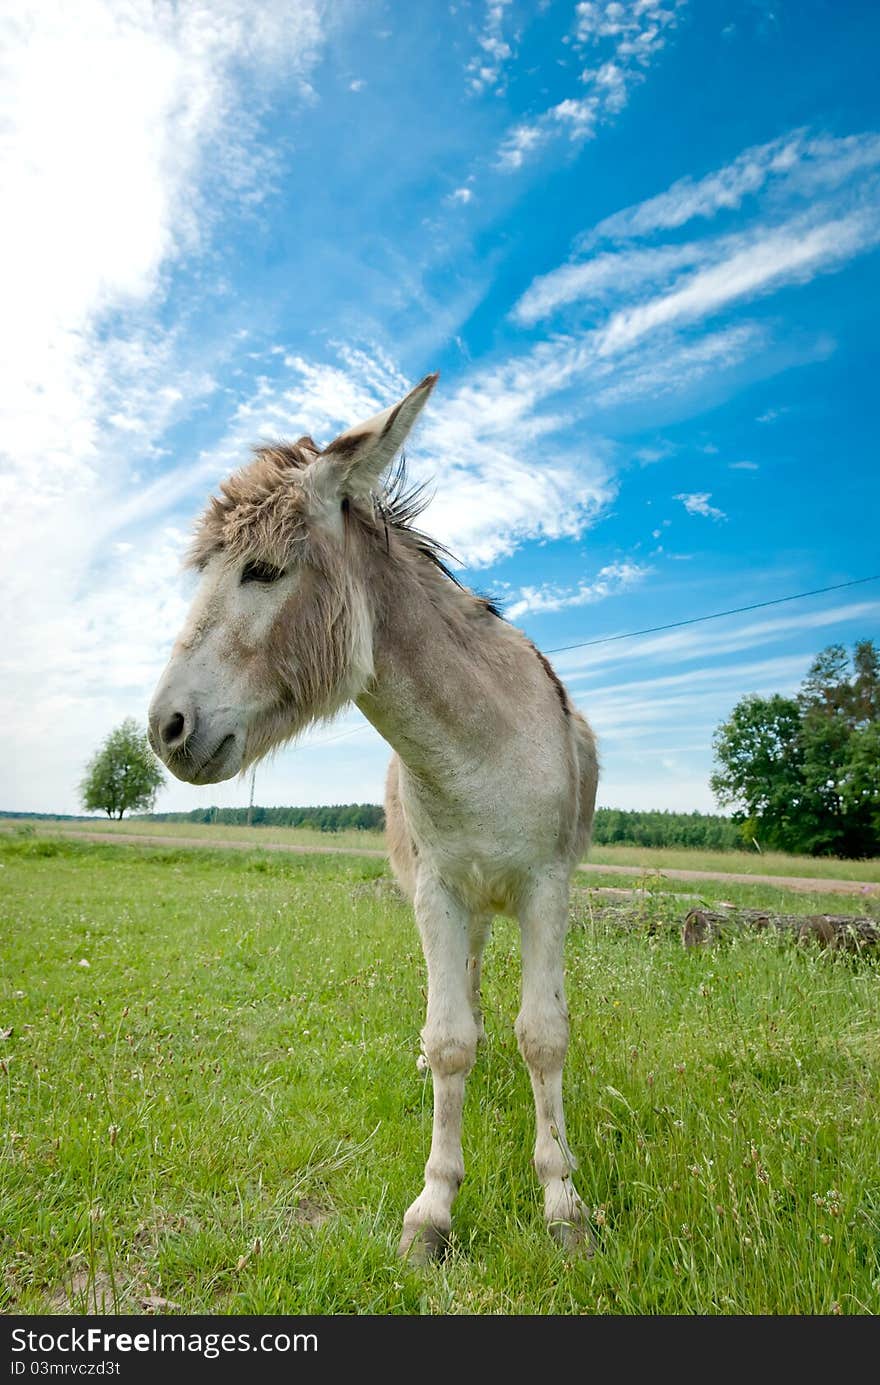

[145,803,386,832]
[0,812,87,820]
[142,803,743,847]
[590,808,740,850]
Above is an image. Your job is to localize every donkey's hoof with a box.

[398,1221,449,1265]
[549,1216,596,1257]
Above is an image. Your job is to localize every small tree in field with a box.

[80,719,165,819]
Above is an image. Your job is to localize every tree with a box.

[710,694,806,851]
[711,641,880,857]
[80,719,165,819]
[852,640,880,724]
[798,643,851,717]
[842,722,880,848]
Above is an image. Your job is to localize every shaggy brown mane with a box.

[186,438,318,571]
[187,440,479,604]
[373,454,467,593]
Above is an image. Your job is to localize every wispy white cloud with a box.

[582,659,811,741]
[181,307,794,591]
[637,445,674,465]
[730,460,758,470]
[588,322,773,409]
[551,96,599,139]
[219,312,798,573]
[586,129,880,244]
[555,600,880,679]
[0,0,324,495]
[584,60,628,114]
[574,1,682,112]
[584,653,814,706]
[466,0,515,94]
[573,0,681,47]
[496,121,547,171]
[163,229,829,585]
[513,241,706,324]
[510,127,880,412]
[0,0,328,813]
[0,0,327,567]
[506,561,649,619]
[505,128,880,453]
[496,0,684,171]
[516,203,880,336]
[594,209,880,356]
[675,492,725,520]
[111,343,412,540]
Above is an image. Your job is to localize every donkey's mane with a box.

[188,438,502,620]
[371,454,471,595]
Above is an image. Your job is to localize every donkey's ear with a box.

[313,373,438,500]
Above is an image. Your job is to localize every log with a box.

[569,894,880,952]
[349,881,880,953]
[681,907,880,951]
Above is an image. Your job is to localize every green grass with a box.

[0,816,387,855]
[5,816,877,883]
[2,835,880,1314]
[586,843,880,883]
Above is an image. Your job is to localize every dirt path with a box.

[575,860,878,896]
[10,825,878,896]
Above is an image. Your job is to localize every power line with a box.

[308,724,366,748]
[544,574,880,657]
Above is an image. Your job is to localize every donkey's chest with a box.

[399,763,572,911]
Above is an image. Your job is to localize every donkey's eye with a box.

[241,560,285,585]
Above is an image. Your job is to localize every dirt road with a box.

[10,826,878,897]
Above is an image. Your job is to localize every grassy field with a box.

[3,816,879,882]
[2,833,880,1315]
[587,844,880,882]
[0,816,388,856]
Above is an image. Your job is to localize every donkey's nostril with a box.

[160,711,187,748]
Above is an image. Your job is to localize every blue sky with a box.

[2,0,878,816]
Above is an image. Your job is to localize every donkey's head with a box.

[148,373,437,784]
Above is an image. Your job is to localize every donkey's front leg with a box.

[516,873,592,1254]
[400,874,478,1263]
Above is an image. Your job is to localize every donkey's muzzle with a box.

[148,693,241,784]
[154,731,239,789]
[167,735,238,785]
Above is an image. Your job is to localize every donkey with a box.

[148,373,599,1261]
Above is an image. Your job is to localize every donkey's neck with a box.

[355,544,516,785]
